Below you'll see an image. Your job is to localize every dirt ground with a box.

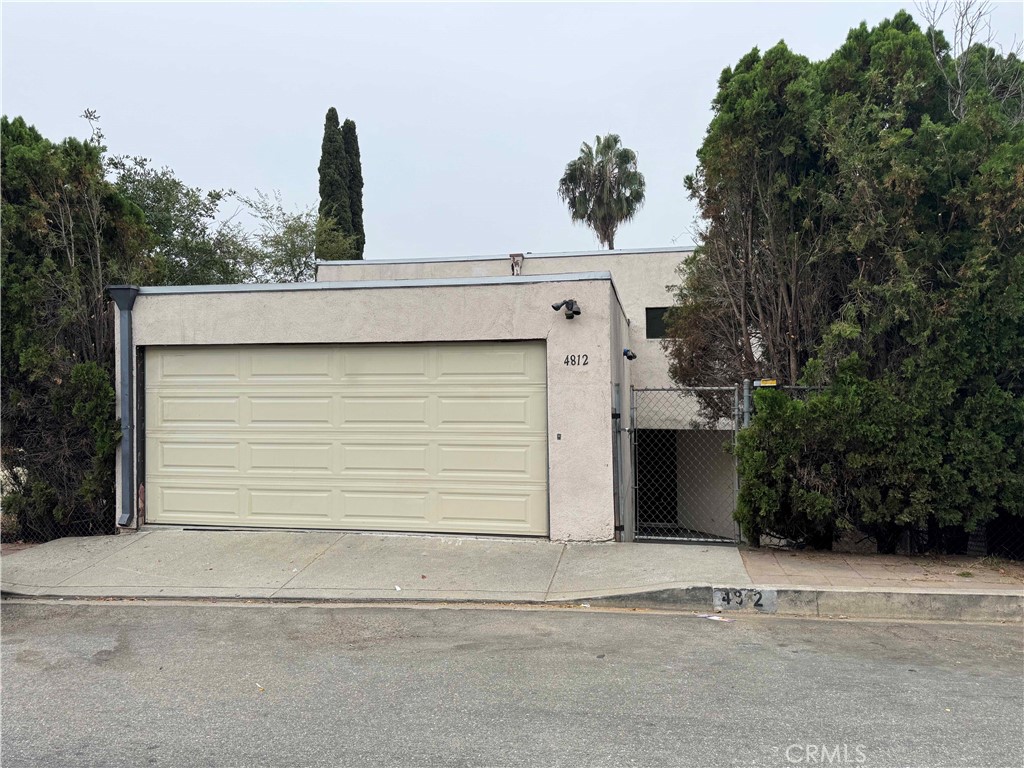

[742,546,1024,589]
[1,541,39,556]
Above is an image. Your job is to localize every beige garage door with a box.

[145,342,548,535]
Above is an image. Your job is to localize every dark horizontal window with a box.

[645,307,672,339]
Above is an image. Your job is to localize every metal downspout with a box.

[107,285,140,527]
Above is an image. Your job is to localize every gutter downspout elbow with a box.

[107,285,140,528]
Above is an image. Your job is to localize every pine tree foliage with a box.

[316,108,364,260]
[317,107,351,250]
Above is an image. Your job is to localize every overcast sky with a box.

[3,2,1022,260]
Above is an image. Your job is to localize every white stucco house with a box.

[108,246,737,544]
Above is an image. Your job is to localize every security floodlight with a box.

[551,299,581,319]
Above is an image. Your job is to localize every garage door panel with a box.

[249,489,333,522]
[159,397,241,426]
[249,442,333,473]
[340,397,428,425]
[340,444,430,474]
[249,396,334,426]
[157,441,241,473]
[157,348,241,382]
[341,347,430,379]
[248,347,333,380]
[340,491,430,522]
[438,396,525,426]
[159,486,240,519]
[437,444,541,479]
[437,491,542,529]
[438,347,538,380]
[146,342,548,536]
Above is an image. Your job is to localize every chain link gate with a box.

[630,387,740,543]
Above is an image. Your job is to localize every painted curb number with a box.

[713,587,778,613]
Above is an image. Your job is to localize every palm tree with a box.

[557,133,646,249]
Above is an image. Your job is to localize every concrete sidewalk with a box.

[2,528,1021,622]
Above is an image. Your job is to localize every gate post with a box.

[742,379,752,428]
[625,386,637,542]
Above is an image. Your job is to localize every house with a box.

[108,246,735,544]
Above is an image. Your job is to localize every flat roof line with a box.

[136,271,616,297]
[316,245,694,267]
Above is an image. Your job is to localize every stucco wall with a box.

[316,248,690,388]
[125,277,622,542]
[675,430,738,540]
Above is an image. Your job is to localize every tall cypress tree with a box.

[341,119,365,259]
[317,108,351,241]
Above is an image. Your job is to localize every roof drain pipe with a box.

[107,285,140,527]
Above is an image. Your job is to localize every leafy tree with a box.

[316,107,352,259]
[110,156,246,285]
[235,191,356,282]
[1,115,157,540]
[342,119,365,258]
[113,157,348,286]
[557,133,645,249]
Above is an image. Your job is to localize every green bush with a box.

[736,389,842,550]
[737,353,1024,554]
[1,116,154,541]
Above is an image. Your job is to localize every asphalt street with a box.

[1,601,1021,768]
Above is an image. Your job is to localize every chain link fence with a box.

[631,387,740,542]
[1,465,115,544]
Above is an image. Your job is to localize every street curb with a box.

[4,583,1020,622]
[579,586,714,611]
[584,584,1023,622]
[770,586,1024,622]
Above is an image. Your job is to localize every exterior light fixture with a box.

[551,299,582,319]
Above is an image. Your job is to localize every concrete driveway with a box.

[0,528,751,602]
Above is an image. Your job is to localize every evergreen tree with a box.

[1,115,157,540]
[316,108,351,259]
[342,119,365,259]
[666,10,1024,554]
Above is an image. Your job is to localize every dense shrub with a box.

[1,116,156,541]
